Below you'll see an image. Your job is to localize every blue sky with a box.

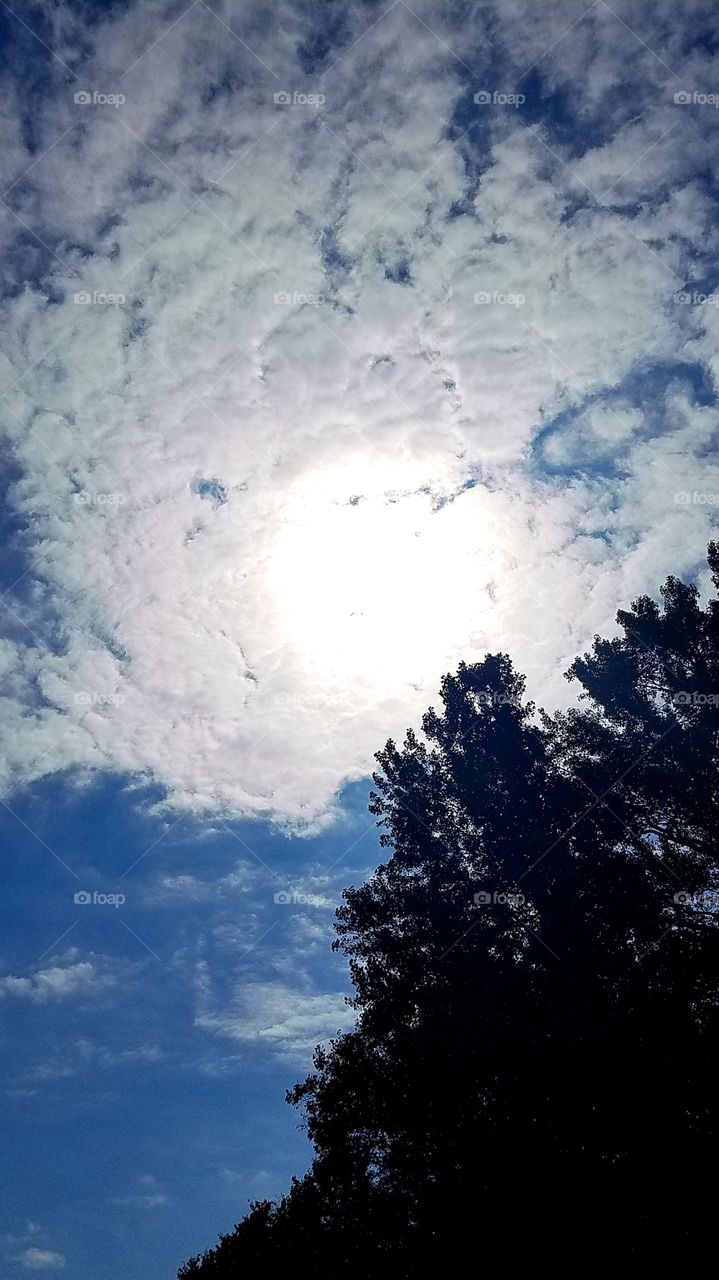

[1,0,719,1276]
[1,774,376,1277]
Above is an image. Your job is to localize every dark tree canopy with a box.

[180,549,719,1277]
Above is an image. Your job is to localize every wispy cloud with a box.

[2,1223,65,1274]
[196,976,353,1062]
[108,1174,168,1211]
[20,1248,66,1272]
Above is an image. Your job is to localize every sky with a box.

[1,0,718,1275]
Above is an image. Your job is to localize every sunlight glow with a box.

[269,464,487,687]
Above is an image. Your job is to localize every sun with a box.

[268,463,486,688]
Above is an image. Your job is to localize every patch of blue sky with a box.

[193,477,228,506]
[530,358,718,481]
[0,769,379,1279]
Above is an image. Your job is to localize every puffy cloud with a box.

[0,958,114,1004]
[1,0,719,825]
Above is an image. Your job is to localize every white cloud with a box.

[0,959,114,1004]
[2,1225,64,1274]
[220,1165,274,1190]
[0,0,718,825]
[109,1174,168,1210]
[20,1248,65,1271]
[196,972,353,1062]
[149,861,259,903]
[74,1038,163,1067]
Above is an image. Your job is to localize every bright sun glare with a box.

[269,465,486,687]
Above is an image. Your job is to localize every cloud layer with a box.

[1,0,719,824]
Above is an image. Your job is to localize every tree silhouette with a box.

[180,550,718,1276]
